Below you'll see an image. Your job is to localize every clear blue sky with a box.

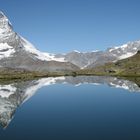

[1,0,140,53]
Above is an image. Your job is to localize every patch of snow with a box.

[120,44,128,50]
[0,43,15,59]
[109,46,119,52]
[133,47,137,50]
[109,44,127,52]
[43,52,66,62]
[0,12,12,39]
[118,52,136,60]
[21,37,66,62]
[92,50,99,52]
[73,50,80,53]
[79,50,100,53]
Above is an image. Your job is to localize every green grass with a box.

[0,70,79,80]
[75,51,140,77]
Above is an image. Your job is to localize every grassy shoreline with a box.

[0,71,139,87]
[0,71,139,80]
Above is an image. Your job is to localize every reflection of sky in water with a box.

[0,76,140,140]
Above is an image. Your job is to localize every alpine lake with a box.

[0,76,140,140]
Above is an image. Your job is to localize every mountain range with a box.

[0,11,140,76]
[77,51,140,76]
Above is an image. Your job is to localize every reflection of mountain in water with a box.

[64,76,140,92]
[0,76,140,128]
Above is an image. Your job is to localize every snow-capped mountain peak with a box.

[108,41,140,60]
[108,44,128,52]
[0,11,12,38]
[0,11,17,59]
[0,11,66,63]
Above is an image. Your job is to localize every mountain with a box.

[0,11,79,73]
[0,11,140,75]
[78,51,140,76]
[60,41,140,68]
[0,76,140,128]
[104,50,140,76]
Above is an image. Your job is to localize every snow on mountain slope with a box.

[21,37,66,62]
[108,42,139,60]
[0,11,65,62]
[118,52,135,60]
[65,41,140,68]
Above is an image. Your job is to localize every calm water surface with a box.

[0,76,140,140]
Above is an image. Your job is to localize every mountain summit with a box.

[0,11,64,61]
[0,11,79,73]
